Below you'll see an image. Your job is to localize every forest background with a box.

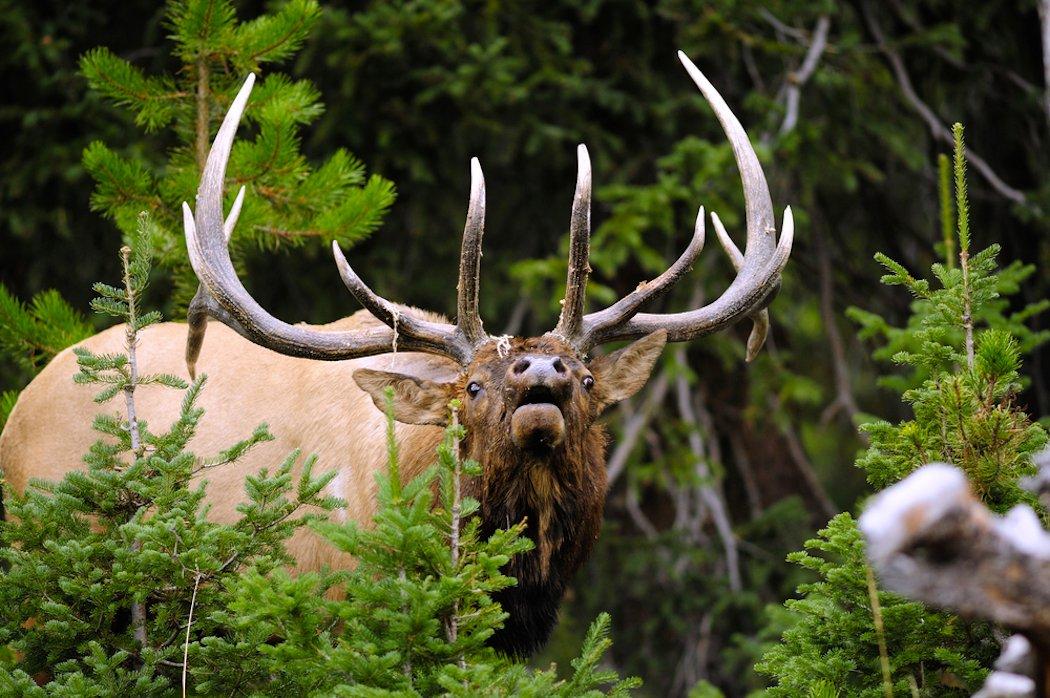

[1,0,1048,695]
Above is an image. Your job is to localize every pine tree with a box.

[0,216,337,693]
[79,0,395,310]
[2,0,395,421]
[757,125,1048,695]
[0,285,92,428]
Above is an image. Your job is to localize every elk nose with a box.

[509,355,568,382]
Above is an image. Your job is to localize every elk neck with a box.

[462,422,609,656]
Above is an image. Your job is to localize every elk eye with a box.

[582,375,595,391]
[467,381,482,398]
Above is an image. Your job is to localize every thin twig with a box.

[182,571,202,698]
[501,297,530,336]
[727,431,763,519]
[768,393,838,518]
[758,8,808,42]
[119,245,149,649]
[624,481,659,540]
[866,563,894,698]
[121,247,143,458]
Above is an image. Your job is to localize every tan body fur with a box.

[0,309,458,572]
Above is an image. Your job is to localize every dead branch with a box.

[674,348,742,592]
[814,224,862,429]
[862,2,1027,205]
[779,15,831,137]
[768,392,838,518]
[606,368,670,486]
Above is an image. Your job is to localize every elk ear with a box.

[353,369,456,426]
[589,330,667,412]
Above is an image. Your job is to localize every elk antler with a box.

[553,51,793,358]
[183,74,492,375]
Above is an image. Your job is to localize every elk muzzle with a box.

[506,355,572,450]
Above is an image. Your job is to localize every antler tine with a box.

[184,73,471,371]
[331,243,473,361]
[223,185,245,242]
[186,185,246,378]
[710,211,770,362]
[456,157,488,345]
[553,144,592,342]
[574,52,792,354]
[578,206,706,349]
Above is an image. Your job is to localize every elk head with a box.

[182,50,792,654]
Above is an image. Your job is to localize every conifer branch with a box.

[120,245,143,457]
[938,154,955,268]
[954,124,975,370]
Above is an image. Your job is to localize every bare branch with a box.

[768,392,838,518]
[813,226,862,428]
[1038,0,1050,128]
[674,347,742,593]
[862,3,1027,205]
[779,15,831,137]
[606,369,671,486]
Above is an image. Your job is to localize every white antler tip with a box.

[576,143,591,182]
[469,157,484,187]
[182,201,196,234]
[781,206,795,239]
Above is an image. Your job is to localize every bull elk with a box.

[0,52,792,656]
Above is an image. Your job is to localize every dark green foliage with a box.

[0,284,92,428]
[0,219,336,693]
[759,133,1048,694]
[79,0,395,310]
[0,285,91,377]
[756,513,994,696]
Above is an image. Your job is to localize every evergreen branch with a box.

[235,0,320,66]
[80,48,183,131]
[937,154,954,268]
[954,124,975,369]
